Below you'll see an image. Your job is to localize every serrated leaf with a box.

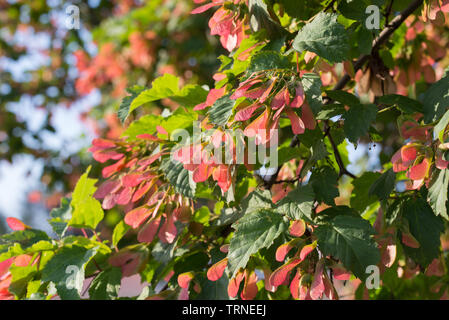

[301,73,323,115]
[126,74,207,117]
[315,214,380,280]
[208,93,235,126]
[428,169,449,220]
[343,104,377,144]
[69,167,104,230]
[88,267,122,300]
[276,185,315,221]
[160,159,196,198]
[42,245,98,300]
[310,166,339,206]
[248,0,286,39]
[118,85,145,123]
[277,146,302,166]
[240,189,273,214]
[369,169,395,200]
[247,51,288,75]
[228,210,288,277]
[48,197,72,238]
[377,94,423,114]
[0,229,50,256]
[433,109,449,143]
[423,68,449,123]
[325,90,360,106]
[293,12,349,63]
[401,198,444,267]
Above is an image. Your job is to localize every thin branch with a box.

[324,121,356,179]
[385,0,394,27]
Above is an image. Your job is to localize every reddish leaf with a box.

[299,242,316,260]
[275,242,294,262]
[241,270,258,300]
[137,217,161,243]
[289,269,302,299]
[178,272,194,289]
[289,220,306,237]
[6,217,29,231]
[269,258,302,287]
[124,206,152,229]
[332,265,351,281]
[309,260,325,300]
[401,145,417,162]
[158,214,177,244]
[94,179,121,199]
[286,109,306,135]
[115,187,134,205]
[228,270,245,298]
[234,103,261,121]
[401,232,420,248]
[290,84,305,108]
[102,158,126,178]
[407,158,430,180]
[207,258,228,281]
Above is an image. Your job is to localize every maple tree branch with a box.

[265,0,424,188]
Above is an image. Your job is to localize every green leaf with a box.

[128,74,179,112]
[401,198,444,267]
[160,159,196,198]
[315,214,380,280]
[69,166,104,230]
[277,146,302,165]
[118,85,145,122]
[301,73,323,115]
[48,197,72,238]
[195,273,229,300]
[126,74,207,116]
[112,220,130,248]
[310,166,339,206]
[423,68,449,123]
[293,12,349,63]
[276,185,315,221]
[325,90,360,106]
[368,169,396,200]
[9,264,38,298]
[351,172,381,212]
[357,26,373,55]
[427,169,449,220]
[88,267,122,300]
[174,251,209,274]
[433,109,449,143]
[0,229,50,256]
[316,103,346,120]
[227,210,288,277]
[377,94,423,114]
[277,0,321,20]
[240,189,273,214]
[208,93,236,126]
[343,104,377,144]
[42,245,98,300]
[247,50,289,75]
[122,114,161,140]
[248,0,286,39]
